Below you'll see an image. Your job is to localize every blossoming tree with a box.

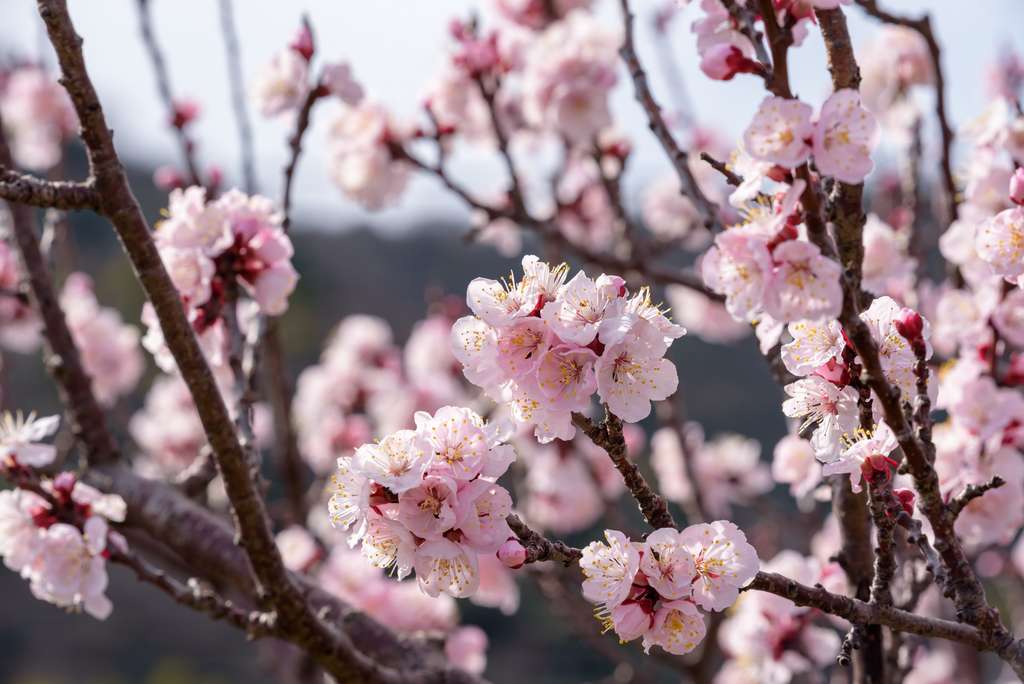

[2,0,1024,682]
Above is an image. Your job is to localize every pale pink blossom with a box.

[0,66,77,170]
[860,26,933,116]
[860,296,932,398]
[454,480,514,554]
[0,412,59,468]
[772,434,824,500]
[398,476,459,540]
[580,529,640,609]
[415,406,489,481]
[780,318,845,376]
[825,421,899,493]
[640,528,697,600]
[354,429,431,494]
[445,625,488,676]
[743,96,814,168]
[642,599,707,655]
[414,538,480,598]
[0,238,41,352]
[702,226,773,322]
[0,488,47,573]
[31,517,113,620]
[60,273,143,406]
[522,11,620,143]
[326,101,410,210]
[540,271,619,346]
[762,239,843,322]
[862,214,915,295]
[129,375,208,477]
[276,525,320,573]
[321,62,364,105]
[976,206,1024,279]
[252,48,309,117]
[812,89,878,183]
[678,520,759,612]
[994,287,1024,346]
[596,319,678,422]
[782,375,859,460]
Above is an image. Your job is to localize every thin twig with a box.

[0,166,100,210]
[218,0,257,193]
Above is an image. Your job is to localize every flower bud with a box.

[289,22,314,62]
[497,538,527,569]
[894,488,915,515]
[1010,167,1024,206]
[170,100,200,129]
[53,471,77,499]
[893,308,924,345]
[153,165,185,191]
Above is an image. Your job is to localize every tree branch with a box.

[0,167,100,210]
[949,477,1006,520]
[507,513,583,566]
[217,0,257,193]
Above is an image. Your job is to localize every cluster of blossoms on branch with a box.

[453,255,683,440]
[580,522,758,656]
[0,64,77,171]
[328,405,517,599]
[0,413,126,620]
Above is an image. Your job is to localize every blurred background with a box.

[0,0,1022,682]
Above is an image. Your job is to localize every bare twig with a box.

[218,0,257,193]
[617,0,720,232]
[507,513,583,566]
[0,167,100,210]
[949,477,1006,519]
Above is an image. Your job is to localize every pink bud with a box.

[153,165,185,191]
[497,538,527,569]
[53,471,77,499]
[1010,167,1024,206]
[290,22,314,62]
[813,358,850,387]
[894,488,915,515]
[700,44,762,81]
[206,165,224,190]
[170,99,200,129]
[893,308,924,344]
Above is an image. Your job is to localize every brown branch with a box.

[218,0,257,194]
[617,0,721,232]
[949,477,1006,520]
[572,411,677,531]
[854,0,958,226]
[866,474,897,608]
[0,125,118,466]
[33,3,433,681]
[263,318,308,525]
[507,513,582,566]
[110,545,277,638]
[135,0,203,187]
[699,152,742,187]
[281,44,324,233]
[0,167,100,210]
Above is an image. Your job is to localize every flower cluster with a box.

[0,65,77,170]
[154,186,298,322]
[60,273,143,406]
[703,180,844,324]
[0,413,126,620]
[579,522,759,655]
[328,405,517,599]
[744,90,878,184]
[453,255,683,441]
[0,234,41,353]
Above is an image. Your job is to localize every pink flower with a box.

[976,206,1024,279]
[762,240,842,322]
[275,525,320,573]
[414,538,480,598]
[398,476,459,540]
[580,529,640,609]
[445,625,488,676]
[0,488,47,573]
[354,429,431,494]
[700,38,762,82]
[994,287,1024,346]
[678,520,759,612]
[743,96,814,168]
[522,11,620,143]
[772,434,823,500]
[596,319,679,422]
[321,62,364,106]
[31,517,113,620]
[862,214,915,295]
[611,601,656,642]
[640,528,697,600]
[326,101,410,210]
[702,227,773,322]
[860,296,932,398]
[782,375,859,459]
[860,26,933,116]
[812,89,878,184]
[541,271,619,346]
[360,517,416,579]
[665,286,749,344]
[454,480,514,554]
[0,66,77,170]
[780,318,845,376]
[824,421,899,493]
[416,406,489,481]
[60,273,143,406]
[0,412,60,468]
[252,48,309,117]
[130,375,208,477]
[327,456,371,540]
[642,599,707,655]
[494,318,551,378]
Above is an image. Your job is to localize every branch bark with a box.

[0,167,100,210]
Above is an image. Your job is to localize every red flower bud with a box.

[894,488,915,515]
[289,22,315,62]
[170,100,200,129]
[894,308,924,345]
[497,539,526,569]
[1010,167,1024,206]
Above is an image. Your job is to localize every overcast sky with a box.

[1,0,1021,234]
